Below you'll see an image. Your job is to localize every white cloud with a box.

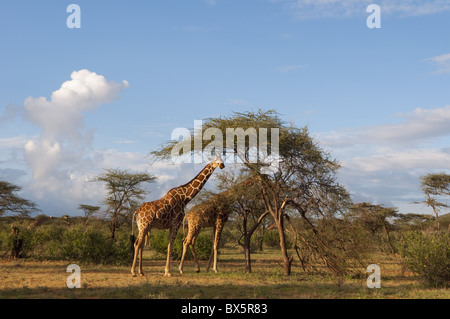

[365,106,450,144]
[276,0,450,19]
[320,105,450,148]
[0,136,29,150]
[425,53,450,74]
[14,70,129,207]
[1,69,221,215]
[345,148,450,172]
[23,70,129,144]
[317,104,450,211]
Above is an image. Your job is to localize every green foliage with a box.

[0,219,133,265]
[263,230,280,248]
[148,229,212,261]
[0,180,40,217]
[296,218,372,278]
[400,231,450,288]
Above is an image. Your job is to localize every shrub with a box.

[263,230,280,248]
[0,222,133,265]
[0,227,33,258]
[59,226,132,265]
[400,231,450,288]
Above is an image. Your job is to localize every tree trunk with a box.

[241,211,269,273]
[111,208,119,240]
[431,206,441,231]
[277,216,292,276]
[243,236,252,273]
[382,221,396,256]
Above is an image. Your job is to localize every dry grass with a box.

[0,247,448,299]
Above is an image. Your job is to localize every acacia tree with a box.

[0,180,40,217]
[93,169,156,239]
[418,172,450,231]
[349,203,398,256]
[152,109,350,276]
[78,204,100,225]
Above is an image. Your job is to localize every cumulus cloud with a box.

[1,68,217,215]
[17,70,129,206]
[23,70,129,144]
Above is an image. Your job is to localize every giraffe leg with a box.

[165,222,181,277]
[179,227,195,275]
[212,222,224,274]
[179,237,190,275]
[138,238,145,276]
[131,233,145,277]
[190,234,201,273]
[206,224,216,272]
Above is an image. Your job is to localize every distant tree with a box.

[78,204,101,225]
[349,202,398,255]
[418,172,450,231]
[393,213,433,232]
[0,180,40,217]
[93,169,156,239]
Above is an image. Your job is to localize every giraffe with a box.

[130,155,225,277]
[178,193,231,274]
[179,177,255,274]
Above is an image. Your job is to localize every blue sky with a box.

[1,0,450,216]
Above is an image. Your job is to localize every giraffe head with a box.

[211,154,225,169]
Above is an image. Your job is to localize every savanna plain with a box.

[1,247,448,299]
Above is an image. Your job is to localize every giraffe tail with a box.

[130,209,138,245]
[182,213,188,242]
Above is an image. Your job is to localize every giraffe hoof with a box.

[164,273,172,278]
[131,273,137,277]
[139,273,145,277]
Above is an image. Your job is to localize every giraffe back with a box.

[136,187,187,230]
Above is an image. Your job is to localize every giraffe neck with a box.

[181,163,216,204]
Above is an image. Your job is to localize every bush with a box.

[0,227,33,258]
[401,231,450,288]
[59,226,132,265]
[0,222,133,265]
[263,230,280,248]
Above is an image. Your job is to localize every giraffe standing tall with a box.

[178,193,231,274]
[179,177,255,274]
[130,155,225,277]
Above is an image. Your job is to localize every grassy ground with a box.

[0,246,448,299]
